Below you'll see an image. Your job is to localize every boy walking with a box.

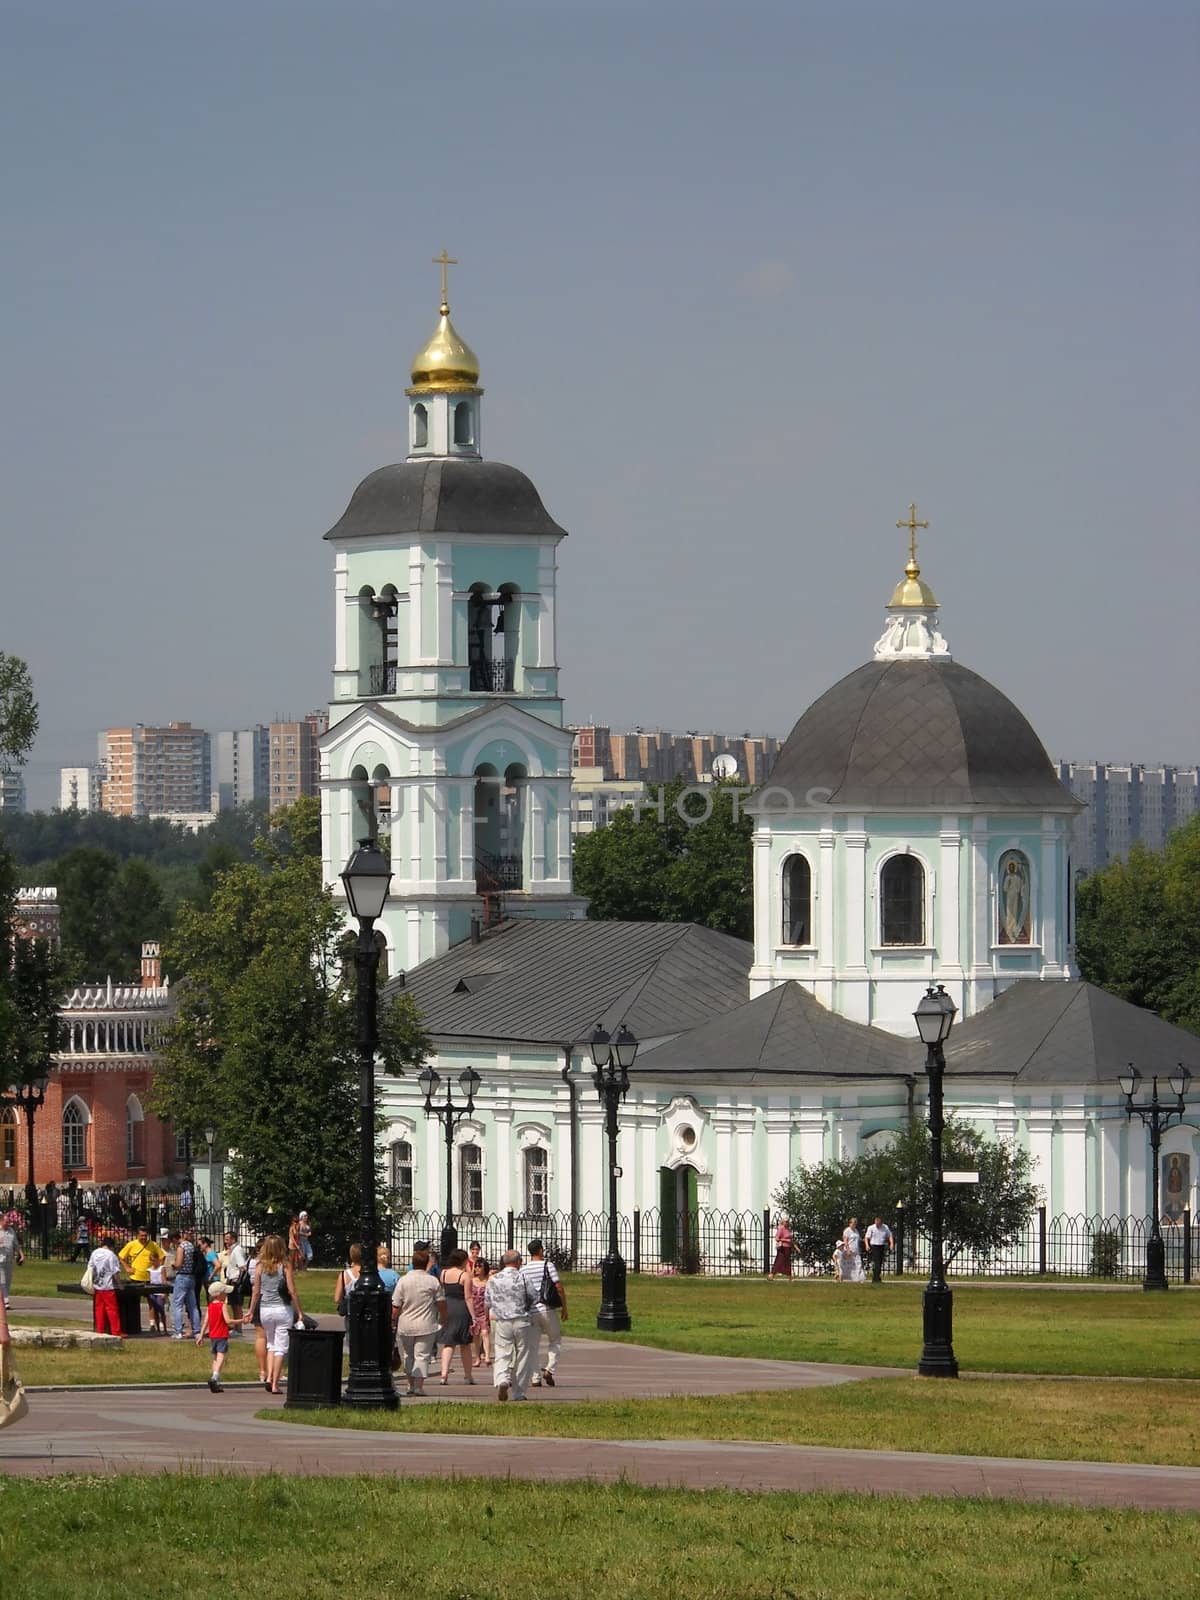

[195,1280,248,1392]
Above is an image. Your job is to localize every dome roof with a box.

[323,458,568,541]
[409,308,480,392]
[765,658,1080,810]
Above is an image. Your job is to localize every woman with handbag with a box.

[248,1234,303,1395]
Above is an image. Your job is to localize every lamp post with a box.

[588,1022,637,1332]
[914,984,958,1378]
[418,1065,481,1262]
[203,1123,216,1217]
[1118,1066,1192,1292]
[339,837,399,1410]
[2,1074,50,1259]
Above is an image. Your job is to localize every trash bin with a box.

[285,1327,344,1409]
[116,1285,144,1337]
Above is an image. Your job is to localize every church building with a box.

[318,269,1199,1256]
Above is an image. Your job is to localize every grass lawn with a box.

[9,1331,270,1387]
[0,1474,1195,1599]
[561,1275,1200,1378]
[267,1375,1200,1466]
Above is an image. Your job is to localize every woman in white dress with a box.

[840,1218,867,1283]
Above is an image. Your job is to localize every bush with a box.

[1090,1229,1122,1278]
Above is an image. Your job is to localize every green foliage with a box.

[152,842,430,1242]
[573,778,753,939]
[1076,814,1200,1034]
[0,652,37,765]
[773,1116,1040,1270]
[0,802,267,870]
[1090,1229,1121,1279]
[0,845,65,1090]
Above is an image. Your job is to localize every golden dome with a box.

[408,302,481,393]
[888,557,940,609]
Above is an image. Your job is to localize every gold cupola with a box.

[408,251,480,394]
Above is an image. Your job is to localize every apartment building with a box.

[0,761,26,813]
[214,726,270,810]
[99,723,212,816]
[1056,761,1200,874]
[59,765,102,812]
[570,725,780,787]
[268,710,328,810]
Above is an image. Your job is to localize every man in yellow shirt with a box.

[118,1227,165,1283]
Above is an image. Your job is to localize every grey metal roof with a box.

[324,459,568,541]
[765,659,1081,811]
[635,981,919,1083]
[388,919,752,1047]
[944,980,1200,1085]
[632,977,1200,1089]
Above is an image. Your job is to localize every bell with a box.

[493,607,505,635]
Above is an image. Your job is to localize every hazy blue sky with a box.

[2,1,1196,808]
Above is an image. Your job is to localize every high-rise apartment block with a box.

[0,761,26,813]
[214,727,270,810]
[98,723,212,817]
[1056,761,1200,874]
[59,765,102,812]
[570,725,779,787]
[268,711,327,810]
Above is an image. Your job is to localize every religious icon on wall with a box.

[1162,1152,1190,1225]
[997,851,1032,944]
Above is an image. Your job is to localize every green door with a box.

[659,1167,677,1263]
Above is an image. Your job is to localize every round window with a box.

[678,1125,697,1151]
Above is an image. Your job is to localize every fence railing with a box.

[5,1194,1195,1282]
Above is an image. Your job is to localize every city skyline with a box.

[3,5,1197,808]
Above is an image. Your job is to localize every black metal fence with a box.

[7,1195,1195,1282]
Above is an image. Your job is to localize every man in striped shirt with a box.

[519,1238,568,1388]
[483,1250,537,1402]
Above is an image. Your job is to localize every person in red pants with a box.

[87,1235,124,1337]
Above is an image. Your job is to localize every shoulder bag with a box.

[80,1261,95,1293]
[0,1345,29,1430]
[539,1263,563,1310]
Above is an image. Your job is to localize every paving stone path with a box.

[5,1302,1197,1512]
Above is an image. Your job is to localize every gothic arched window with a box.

[880,855,925,946]
[389,1139,414,1210]
[453,400,474,445]
[1,1108,15,1174]
[63,1100,88,1170]
[126,1095,144,1167]
[781,854,812,945]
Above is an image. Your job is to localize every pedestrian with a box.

[769,1218,794,1280]
[0,1213,25,1310]
[117,1225,164,1332]
[195,1280,249,1393]
[376,1244,399,1295]
[519,1238,567,1389]
[87,1234,124,1337]
[484,1249,537,1402]
[411,1239,440,1279]
[245,1240,269,1383]
[147,1259,168,1334]
[218,1231,249,1331]
[199,1237,219,1301]
[865,1216,894,1283]
[437,1249,476,1385]
[469,1256,491,1368]
[839,1218,867,1284]
[69,1212,92,1263]
[170,1229,204,1339]
[390,1247,446,1396]
[298,1211,313,1266]
[334,1244,362,1316]
[287,1215,303,1273]
[249,1234,303,1395]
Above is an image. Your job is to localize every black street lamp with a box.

[1118,1065,1192,1292]
[914,984,958,1378]
[339,838,399,1410]
[203,1122,217,1218]
[418,1064,481,1262]
[2,1074,50,1259]
[588,1022,637,1333]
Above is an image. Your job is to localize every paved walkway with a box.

[3,1324,1198,1510]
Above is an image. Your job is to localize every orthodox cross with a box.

[433,250,458,312]
[897,502,929,568]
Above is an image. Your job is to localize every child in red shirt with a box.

[195,1280,249,1392]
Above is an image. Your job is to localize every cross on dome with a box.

[432,249,458,315]
[874,500,950,660]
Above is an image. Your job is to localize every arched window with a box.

[997,850,1032,945]
[453,400,474,446]
[781,855,812,945]
[523,1147,549,1217]
[63,1100,88,1170]
[459,1141,483,1215]
[389,1139,414,1210]
[412,402,428,449]
[1,1108,15,1173]
[880,855,925,945]
[126,1095,144,1167]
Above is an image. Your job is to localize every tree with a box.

[573,778,754,939]
[151,812,429,1243]
[0,654,37,766]
[0,842,65,1100]
[1076,815,1200,1035]
[773,1116,1040,1271]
